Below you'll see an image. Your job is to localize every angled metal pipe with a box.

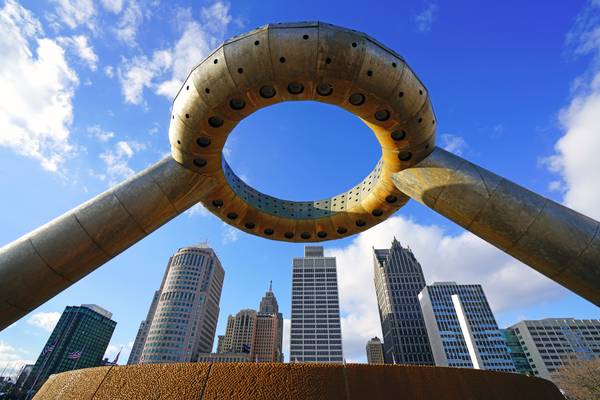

[0,157,215,330]
[393,147,600,306]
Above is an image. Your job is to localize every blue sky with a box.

[1,0,600,374]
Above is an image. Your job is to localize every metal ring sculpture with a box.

[1,21,600,331]
[169,22,434,241]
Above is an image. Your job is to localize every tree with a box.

[556,357,600,400]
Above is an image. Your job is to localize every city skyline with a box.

[2,0,600,377]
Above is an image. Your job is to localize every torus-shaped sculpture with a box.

[1,22,598,330]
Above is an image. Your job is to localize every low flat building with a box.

[507,318,600,382]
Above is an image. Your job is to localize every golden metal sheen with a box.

[169,22,435,242]
[1,22,599,332]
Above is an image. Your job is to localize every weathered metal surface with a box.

[32,363,564,400]
[169,22,435,242]
[393,147,600,306]
[0,157,216,330]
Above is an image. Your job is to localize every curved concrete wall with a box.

[33,363,563,400]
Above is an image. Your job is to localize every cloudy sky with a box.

[1,0,600,375]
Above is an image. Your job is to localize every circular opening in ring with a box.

[317,231,327,238]
[287,82,304,95]
[230,98,246,110]
[227,212,238,220]
[193,158,207,168]
[212,199,224,208]
[284,232,294,239]
[398,151,412,161]
[336,227,347,234]
[300,232,311,239]
[264,228,274,235]
[208,116,224,128]
[244,222,256,229]
[349,93,365,106]
[317,83,333,96]
[259,85,276,99]
[391,130,406,141]
[355,219,366,227]
[197,137,211,147]
[372,208,383,217]
[385,195,398,203]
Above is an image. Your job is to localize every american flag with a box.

[67,350,83,360]
[42,339,58,356]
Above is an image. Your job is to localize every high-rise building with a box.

[24,304,116,395]
[418,282,515,372]
[366,337,385,364]
[207,283,284,362]
[373,238,434,365]
[507,318,600,381]
[129,245,225,364]
[500,329,534,375]
[290,246,343,363]
[255,282,284,362]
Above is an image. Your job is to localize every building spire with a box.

[268,280,272,292]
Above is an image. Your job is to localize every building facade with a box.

[290,246,343,363]
[373,238,434,365]
[500,329,534,375]
[129,245,225,364]
[207,283,284,362]
[366,337,385,364]
[418,282,515,372]
[24,304,116,395]
[507,318,600,381]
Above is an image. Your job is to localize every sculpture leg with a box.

[0,157,215,330]
[393,147,600,306]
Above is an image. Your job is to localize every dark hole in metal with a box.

[375,110,390,121]
[208,116,224,128]
[227,212,238,220]
[287,82,304,95]
[212,199,224,208]
[398,151,412,161]
[196,137,211,147]
[385,195,398,203]
[317,83,333,96]
[349,93,365,106]
[391,130,406,141]
[259,85,276,98]
[193,158,207,168]
[229,98,246,110]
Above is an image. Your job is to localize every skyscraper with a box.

[507,318,600,381]
[24,304,116,395]
[206,282,284,362]
[255,282,284,362]
[290,246,343,363]
[128,245,225,364]
[366,337,385,364]
[373,238,434,365]
[418,282,515,372]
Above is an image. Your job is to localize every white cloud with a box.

[440,133,467,155]
[50,0,96,31]
[0,0,79,172]
[0,341,33,379]
[415,4,438,32]
[118,50,172,105]
[118,2,232,104]
[88,125,115,142]
[99,140,145,185]
[186,203,210,217]
[57,35,98,70]
[104,65,114,78]
[327,215,565,362]
[101,0,125,14]
[27,311,61,332]
[114,0,144,46]
[544,1,600,220]
[221,224,239,244]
